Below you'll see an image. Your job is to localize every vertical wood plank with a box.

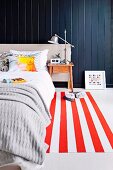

[32,0,39,43]
[72,0,79,86]
[59,0,66,44]
[52,0,60,35]
[65,0,72,43]
[45,0,51,42]
[19,0,26,43]
[104,0,112,85]
[39,0,46,43]
[84,0,92,70]
[12,0,19,43]
[91,0,98,70]
[26,0,32,43]
[78,0,85,86]
[6,0,12,43]
[98,0,105,70]
[111,0,113,85]
[0,0,6,43]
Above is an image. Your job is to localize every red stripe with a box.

[45,92,56,153]
[87,92,113,149]
[71,100,86,152]
[80,98,104,152]
[59,92,68,152]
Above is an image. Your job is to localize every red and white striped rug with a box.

[45,92,113,153]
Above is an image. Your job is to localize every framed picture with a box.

[85,71,106,89]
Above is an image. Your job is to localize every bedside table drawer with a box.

[53,66,69,73]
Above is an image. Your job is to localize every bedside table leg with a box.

[69,67,73,92]
[68,80,70,90]
[49,67,53,77]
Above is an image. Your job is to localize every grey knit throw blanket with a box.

[0,83,51,167]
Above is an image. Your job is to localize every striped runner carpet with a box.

[45,92,113,153]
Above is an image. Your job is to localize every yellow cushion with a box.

[17,55,36,71]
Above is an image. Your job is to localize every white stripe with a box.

[66,98,77,152]
[85,94,113,152]
[50,92,61,153]
[76,99,95,152]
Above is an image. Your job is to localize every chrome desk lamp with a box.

[48,29,75,64]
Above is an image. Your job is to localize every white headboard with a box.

[0,44,71,61]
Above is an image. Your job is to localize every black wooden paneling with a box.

[98,0,105,70]
[111,0,113,85]
[78,0,85,86]
[91,0,98,70]
[32,0,39,43]
[39,0,46,43]
[0,0,112,87]
[0,0,6,43]
[84,0,92,71]
[6,0,12,43]
[52,0,60,35]
[72,0,78,87]
[12,0,19,43]
[26,0,32,43]
[19,0,26,43]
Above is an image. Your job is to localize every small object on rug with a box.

[63,92,75,101]
[74,91,86,98]
[63,91,86,101]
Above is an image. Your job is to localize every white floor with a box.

[41,88,113,170]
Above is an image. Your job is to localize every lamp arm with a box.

[55,34,75,48]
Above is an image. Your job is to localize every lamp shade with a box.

[48,35,59,44]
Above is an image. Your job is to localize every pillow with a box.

[6,55,19,72]
[0,52,13,72]
[10,49,48,56]
[10,50,41,56]
[17,55,36,71]
[0,58,9,72]
[34,50,48,70]
[10,49,49,71]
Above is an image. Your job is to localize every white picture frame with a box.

[85,71,106,89]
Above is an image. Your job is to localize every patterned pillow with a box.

[10,49,49,71]
[17,55,36,71]
[0,58,9,72]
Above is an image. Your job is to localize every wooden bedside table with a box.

[48,63,74,92]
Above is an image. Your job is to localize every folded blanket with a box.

[0,83,51,168]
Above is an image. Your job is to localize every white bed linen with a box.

[0,70,55,170]
[0,70,55,110]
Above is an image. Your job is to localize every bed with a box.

[0,44,113,170]
[0,45,58,170]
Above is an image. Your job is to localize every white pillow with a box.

[10,49,49,71]
[6,55,20,72]
[10,49,48,56]
[34,50,48,70]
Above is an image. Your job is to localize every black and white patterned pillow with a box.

[0,58,9,72]
[0,53,11,72]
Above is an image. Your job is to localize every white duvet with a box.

[0,70,55,110]
[0,70,55,170]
